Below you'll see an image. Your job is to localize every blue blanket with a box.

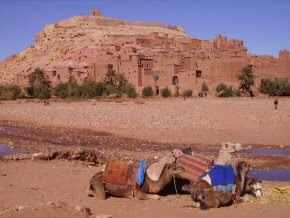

[136,160,146,186]
[208,164,235,186]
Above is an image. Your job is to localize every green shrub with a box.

[81,80,104,98]
[0,84,21,100]
[182,89,193,97]
[224,86,235,97]
[54,76,82,99]
[125,83,137,98]
[259,79,290,96]
[216,83,227,94]
[54,82,69,99]
[161,87,172,98]
[216,83,240,97]
[142,86,154,97]
[232,88,241,97]
[25,68,51,99]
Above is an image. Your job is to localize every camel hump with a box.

[147,163,166,181]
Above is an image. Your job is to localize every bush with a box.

[54,75,137,99]
[0,84,21,100]
[259,79,290,96]
[81,80,104,98]
[25,68,51,99]
[216,83,240,97]
[142,86,154,97]
[161,87,172,98]
[125,83,137,98]
[232,88,241,97]
[216,83,227,94]
[54,77,82,99]
[54,82,69,99]
[182,89,193,97]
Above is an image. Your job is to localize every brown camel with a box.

[190,161,253,209]
[88,163,185,200]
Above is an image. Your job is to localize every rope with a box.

[173,175,178,195]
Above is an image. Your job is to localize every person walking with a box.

[274,98,279,110]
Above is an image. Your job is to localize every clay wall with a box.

[14,30,290,95]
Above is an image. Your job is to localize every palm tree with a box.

[237,65,255,95]
[153,74,160,95]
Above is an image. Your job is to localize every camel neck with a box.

[146,170,172,193]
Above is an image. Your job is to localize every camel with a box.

[88,163,185,200]
[215,142,242,165]
[190,161,259,209]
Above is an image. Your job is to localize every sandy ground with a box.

[0,98,290,145]
[0,160,289,218]
[1,98,290,217]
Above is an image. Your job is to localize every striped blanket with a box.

[177,154,210,182]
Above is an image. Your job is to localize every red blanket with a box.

[177,154,210,182]
[103,157,131,187]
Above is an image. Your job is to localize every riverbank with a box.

[1,98,290,145]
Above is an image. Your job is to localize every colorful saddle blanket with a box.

[177,154,210,182]
[103,157,139,187]
[103,157,131,187]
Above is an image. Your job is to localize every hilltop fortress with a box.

[0,10,289,93]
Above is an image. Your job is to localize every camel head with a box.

[244,176,262,198]
[164,163,185,176]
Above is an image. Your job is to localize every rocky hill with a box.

[0,10,289,90]
[0,10,186,84]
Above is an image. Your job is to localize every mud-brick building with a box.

[4,12,289,94]
[15,33,290,95]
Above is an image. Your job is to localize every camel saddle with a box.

[177,154,211,182]
[103,157,139,187]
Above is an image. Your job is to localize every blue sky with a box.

[0,0,290,61]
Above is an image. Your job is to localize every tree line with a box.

[1,66,290,100]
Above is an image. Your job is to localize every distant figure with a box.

[274,98,278,110]
[205,92,207,98]
[44,99,50,106]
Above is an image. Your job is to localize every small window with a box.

[196,70,202,78]
[172,76,179,85]
[52,71,56,76]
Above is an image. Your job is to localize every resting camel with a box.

[189,161,262,209]
[88,163,185,200]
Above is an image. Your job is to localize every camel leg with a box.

[89,172,106,200]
